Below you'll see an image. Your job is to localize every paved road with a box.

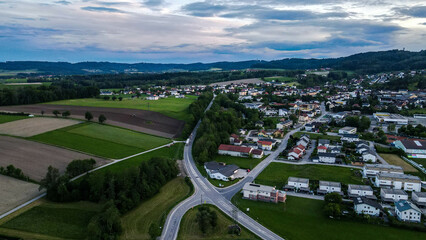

[161,102,328,240]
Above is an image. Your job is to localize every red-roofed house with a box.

[317,145,327,153]
[288,148,303,160]
[295,144,306,153]
[218,144,253,157]
[251,149,264,159]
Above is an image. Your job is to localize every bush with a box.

[66,159,96,178]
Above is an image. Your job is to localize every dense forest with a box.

[1,50,424,75]
[193,94,260,163]
[0,81,99,106]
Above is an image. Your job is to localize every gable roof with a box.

[218,144,252,153]
[258,141,273,146]
[398,139,426,150]
[317,145,327,150]
[354,197,381,209]
[395,200,421,213]
[204,161,239,177]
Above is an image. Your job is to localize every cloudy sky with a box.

[0,0,425,63]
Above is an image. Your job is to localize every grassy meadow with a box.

[45,95,198,122]
[232,195,426,240]
[29,122,171,159]
[0,115,28,124]
[256,162,364,189]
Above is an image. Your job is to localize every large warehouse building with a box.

[373,112,408,125]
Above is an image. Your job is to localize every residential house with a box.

[242,183,286,203]
[284,177,310,192]
[146,95,159,100]
[380,188,408,202]
[255,121,264,128]
[395,200,422,222]
[318,139,330,148]
[339,126,357,134]
[204,162,240,181]
[329,146,342,154]
[273,129,285,138]
[258,140,273,151]
[341,134,360,143]
[276,120,293,130]
[314,153,338,163]
[317,181,342,195]
[317,145,327,153]
[251,149,264,159]
[278,108,289,117]
[412,192,426,208]
[362,151,377,162]
[218,144,252,157]
[348,185,376,199]
[288,148,303,160]
[354,197,381,216]
[374,173,421,192]
[362,164,404,178]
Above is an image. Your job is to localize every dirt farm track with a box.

[0,136,108,181]
[0,104,185,138]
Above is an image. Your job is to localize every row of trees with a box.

[344,116,371,132]
[0,164,30,182]
[39,157,178,239]
[181,91,213,138]
[0,81,99,106]
[50,110,107,124]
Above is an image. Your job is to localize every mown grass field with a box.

[256,163,363,189]
[0,201,101,239]
[121,177,191,240]
[232,195,426,240]
[45,95,198,122]
[379,154,418,172]
[0,115,28,124]
[293,132,341,141]
[29,122,171,159]
[178,204,259,240]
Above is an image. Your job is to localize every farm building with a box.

[218,144,252,157]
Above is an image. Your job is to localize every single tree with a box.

[41,110,45,116]
[85,111,93,121]
[98,114,107,124]
[52,110,60,117]
[118,97,123,101]
[103,96,110,101]
[62,111,70,118]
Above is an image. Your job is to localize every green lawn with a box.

[29,122,171,159]
[256,162,364,189]
[232,195,426,240]
[293,132,341,141]
[45,95,198,122]
[0,201,101,239]
[0,115,28,124]
[121,177,191,240]
[178,204,259,240]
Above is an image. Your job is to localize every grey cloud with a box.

[394,5,426,18]
[81,6,126,13]
[143,0,164,7]
[55,0,71,5]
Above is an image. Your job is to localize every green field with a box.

[0,115,28,124]
[29,122,171,159]
[121,177,191,240]
[293,132,341,141]
[264,76,295,82]
[0,201,101,239]
[256,163,364,189]
[178,204,259,240]
[232,195,426,240]
[45,95,198,122]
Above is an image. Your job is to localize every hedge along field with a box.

[256,162,363,189]
[0,115,28,124]
[46,95,198,122]
[28,122,171,159]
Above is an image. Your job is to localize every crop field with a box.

[178,204,258,240]
[0,115,28,124]
[29,122,171,159]
[379,154,418,172]
[232,195,426,240]
[256,162,363,189]
[45,95,197,122]
[121,177,191,240]
[0,175,40,215]
[0,135,108,181]
[0,117,80,137]
[0,104,185,138]
[0,201,101,240]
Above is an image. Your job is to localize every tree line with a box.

[39,157,179,239]
[0,81,99,106]
[181,91,213,138]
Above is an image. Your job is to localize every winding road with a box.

[161,100,327,240]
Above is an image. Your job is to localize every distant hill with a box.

[0,50,425,75]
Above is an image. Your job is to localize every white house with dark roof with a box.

[340,134,359,143]
[354,197,381,216]
[317,181,342,195]
[395,200,422,222]
[374,173,421,192]
[380,188,408,202]
[339,126,357,134]
[348,185,376,199]
[361,151,377,162]
[204,162,240,181]
[285,177,310,192]
[412,192,426,208]
[362,164,404,178]
[314,153,338,163]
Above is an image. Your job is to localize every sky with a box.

[0,0,425,63]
